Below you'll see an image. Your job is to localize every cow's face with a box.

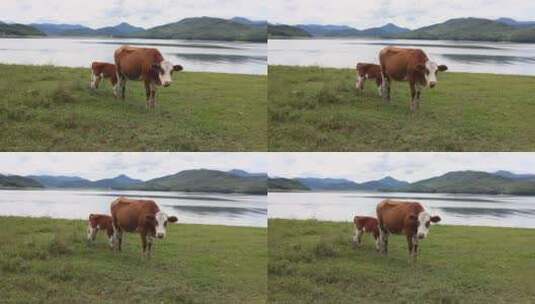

[414,211,441,240]
[153,211,178,239]
[422,61,448,88]
[152,61,183,87]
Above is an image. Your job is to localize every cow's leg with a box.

[416,84,422,110]
[356,75,364,91]
[150,83,157,109]
[376,78,383,97]
[147,236,153,258]
[409,82,417,112]
[116,75,126,100]
[90,72,97,89]
[411,236,419,262]
[406,234,414,255]
[378,228,389,255]
[140,233,147,256]
[87,223,97,242]
[374,235,380,252]
[144,80,151,109]
[94,75,102,89]
[352,226,363,248]
[115,229,123,252]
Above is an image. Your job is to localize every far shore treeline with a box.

[269,17,535,43]
[0,17,267,42]
[269,170,535,195]
[0,169,267,195]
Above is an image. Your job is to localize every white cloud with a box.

[0,0,268,28]
[267,0,535,29]
[269,153,535,182]
[0,152,268,181]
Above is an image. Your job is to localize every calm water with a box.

[0,37,267,75]
[269,38,535,76]
[0,189,267,227]
[269,191,535,228]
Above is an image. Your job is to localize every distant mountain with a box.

[231,17,267,27]
[358,176,410,191]
[121,169,267,194]
[493,170,535,180]
[30,23,90,35]
[27,175,90,188]
[27,174,142,189]
[396,171,535,195]
[296,177,359,190]
[361,23,410,36]
[496,18,535,28]
[228,169,267,178]
[396,17,524,42]
[132,17,266,42]
[60,22,144,36]
[296,24,361,37]
[268,178,309,192]
[0,22,45,36]
[268,24,311,37]
[0,174,43,188]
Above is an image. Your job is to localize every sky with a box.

[0,0,268,28]
[268,0,535,29]
[0,153,268,181]
[269,153,535,183]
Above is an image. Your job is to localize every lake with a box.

[0,37,267,75]
[269,191,535,228]
[269,38,535,76]
[0,189,267,228]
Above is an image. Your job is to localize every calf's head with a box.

[409,211,441,240]
[145,212,178,239]
[151,61,184,87]
[417,61,448,88]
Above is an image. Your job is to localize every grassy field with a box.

[268,65,535,151]
[0,216,267,303]
[0,64,266,151]
[269,219,535,304]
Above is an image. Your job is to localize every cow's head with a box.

[409,211,441,240]
[151,61,184,87]
[145,211,178,239]
[417,61,448,88]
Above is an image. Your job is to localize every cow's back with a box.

[380,47,428,81]
[111,197,159,232]
[114,46,164,80]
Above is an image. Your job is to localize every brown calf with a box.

[376,199,441,261]
[87,214,114,247]
[114,46,183,109]
[352,215,380,251]
[379,46,448,112]
[90,62,118,91]
[110,197,178,257]
[356,63,382,95]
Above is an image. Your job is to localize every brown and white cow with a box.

[376,199,441,261]
[110,197,178,257]
[114,46,183,109]
[379,46,448,112]
[356,63,382,96]
[87,214,114,247]
[90,62,118,91]
[352,215,380,251]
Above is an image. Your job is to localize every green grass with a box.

[0,216,267,303]
[269,219,535,304]
[0,64,266,151]
[268,65,535,151]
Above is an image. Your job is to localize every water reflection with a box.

[441,53,535,64]
[172,53,266,63]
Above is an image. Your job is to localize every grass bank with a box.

[268,219,535,304]
[0,216,267,303]
[0,64,266,151]
[268,65,535,151]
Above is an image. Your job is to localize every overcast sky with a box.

[1,0,268,28]
[269,153,535,183]
[268,0,535,29]
[0,153,268,181]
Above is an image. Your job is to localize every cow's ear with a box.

[430,216,441,223]
[168,216,178,223]
[173,65,183,72]
[438,65,448,72]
